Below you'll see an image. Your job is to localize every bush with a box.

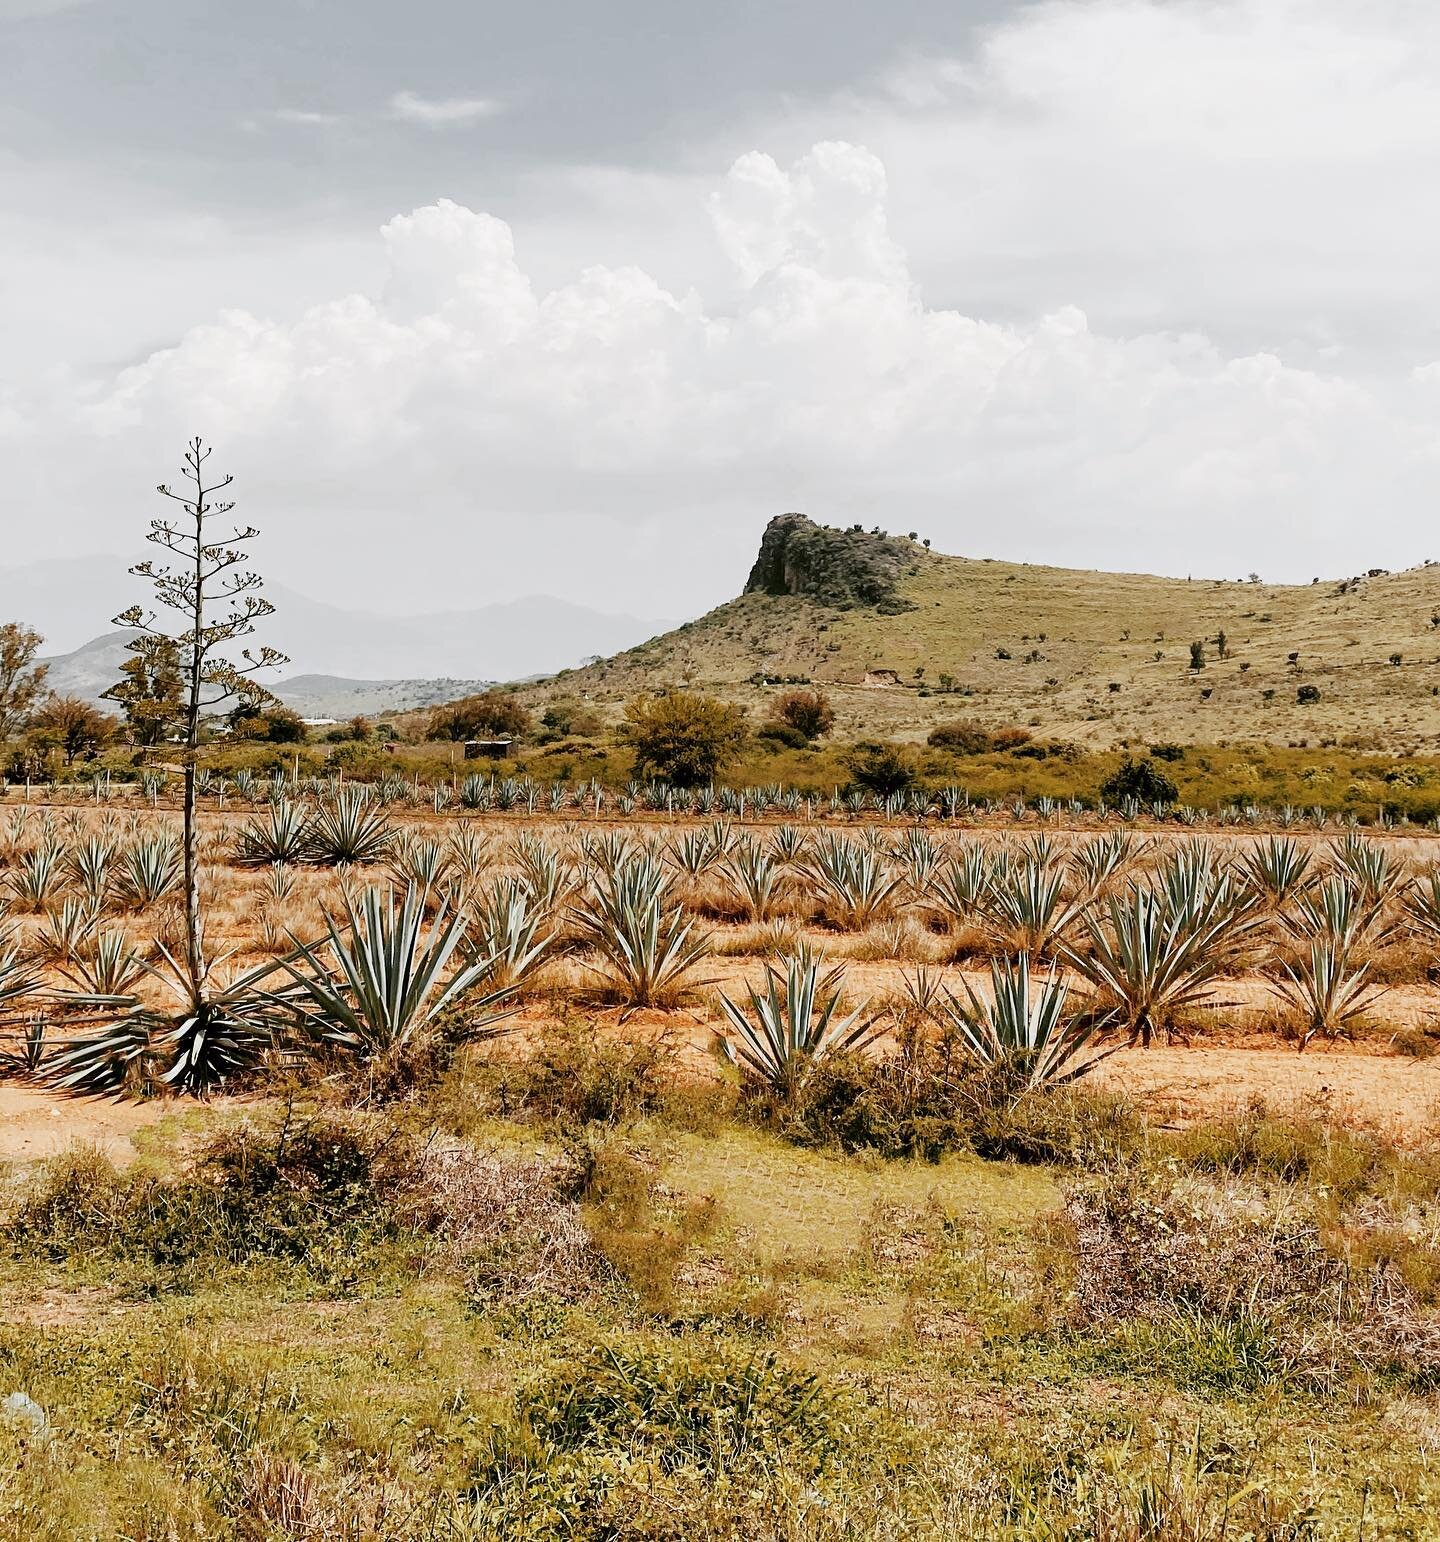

[429,691,532,743]
[1297,684,1322,705]
[926,720,993,754]
[1099,756,1178,804]
[769,688,834,740]
[622,691,747,787]
[757,721,810,751]
[844,741,915,796]
[6,1114,409,1275]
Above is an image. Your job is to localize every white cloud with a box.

[388,90,503,127]
[6,0,1440,621]
[270,107,342,127]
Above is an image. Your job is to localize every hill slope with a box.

[523,514,1440,749]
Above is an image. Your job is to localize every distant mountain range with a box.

[2,555,676,692]
[36,633,496,719]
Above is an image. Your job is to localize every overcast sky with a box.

[3,0,1439,625]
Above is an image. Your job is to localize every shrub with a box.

[926,720,992,754]
[622,691,747,788]
[756,721,810,751]
[844,741,914,796]
[1098,757,1178,805]
[1297,684,1322,705]
[769,688,834,740]
[429,691,532,743]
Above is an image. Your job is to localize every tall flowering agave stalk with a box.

[932,954,1107,1095]
[717,949,881,1102]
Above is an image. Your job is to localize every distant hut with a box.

[463,737,513,761]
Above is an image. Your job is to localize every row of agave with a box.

[27,768,1435,832]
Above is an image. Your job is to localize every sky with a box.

[3,0,1440,632]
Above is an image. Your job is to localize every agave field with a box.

[5,778,1440,1537]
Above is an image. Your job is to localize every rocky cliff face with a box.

[743,513,918,613]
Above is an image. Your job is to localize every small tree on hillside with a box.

[1188,640,1205,671]
[0,622,48,739]
[769,688,834,740]
[844,741,915,796]
[429,691,531,743]
[623,690,747,787]
[1100,757,1178,805]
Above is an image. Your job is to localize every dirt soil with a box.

[1096,1046,1440,1144]
[0,1085,181,1166]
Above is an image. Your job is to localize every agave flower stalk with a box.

[717,949,881,1102]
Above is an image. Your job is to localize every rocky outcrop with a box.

[743,514,917,613]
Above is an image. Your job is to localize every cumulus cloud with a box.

[388,90,503,127]
[6,122,1440,618]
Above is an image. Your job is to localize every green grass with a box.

[4,1085,1440,1538]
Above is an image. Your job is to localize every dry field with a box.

[7,788,1440,1537]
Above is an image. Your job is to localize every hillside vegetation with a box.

[526,515,1440,750]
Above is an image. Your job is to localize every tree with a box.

[1188,640,1205,671]
[229,704,307,743]
[844,741,915,796]
[769,688,834,740]
[1214,629,1229,659]
[428,691,532,742]
[623,690,747,787]
[28,695,117,764]
[0,622,47,739]
[1100,757,1178,805]
[105,636,184,745]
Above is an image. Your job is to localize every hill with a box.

[518,514,1440,750]
[40,634,494,720]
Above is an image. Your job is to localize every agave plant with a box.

[388,833,449,893]
[927,845,995,925]
[932,954,1107,1094]
[303,788,395,865]
[44,947,295,1096]
[235,799,310,866]
[1237,836,1313,906]
[571,854,711,1007]
[1274,938,1386,1051]
[58,928,147,997]
[1069,832,1140,898]
[718,840,787,923]
[716,949,881,1101]
[667,827,726,883]
[1062,881,1258,1046]
[1283,875,1388,955]
[279,882,515,1061]
[1403,870,1440,942]
[767,825,811,868]
[446,824,493,888]
[511,833,574,917]
[0,940,42,1015]
[976,857,1087,958]
[67,835,117,908]
[464,875,557,992]
[804,833,902,929]
[114,833,183,910]
[1332,833,1410,909]
[0,1018,46,1080]
[892,827,945,900]
[31,899,100,965]
[7,843,64,913]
